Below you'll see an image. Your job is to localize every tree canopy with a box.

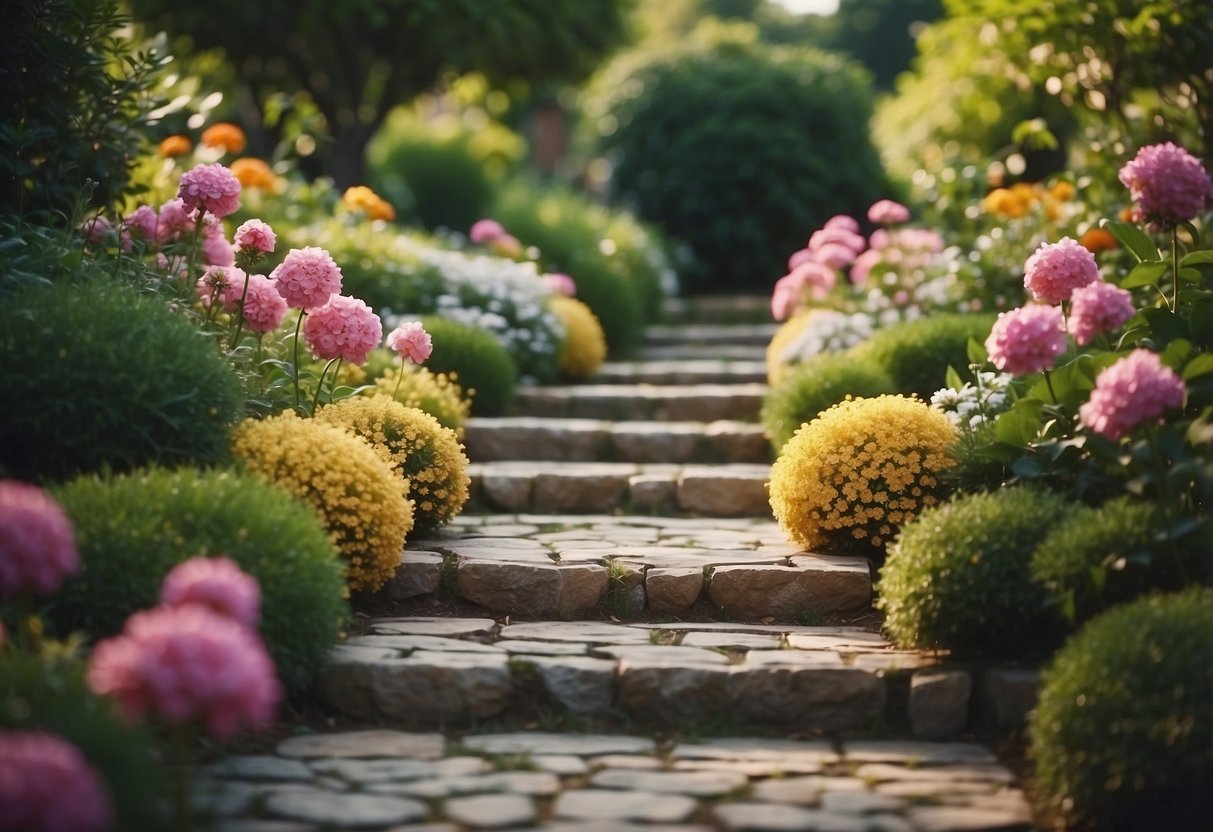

[126,0,634,184]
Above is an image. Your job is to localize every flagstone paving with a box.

[202,310,1042,830]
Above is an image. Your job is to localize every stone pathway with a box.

[202,303,1042,830]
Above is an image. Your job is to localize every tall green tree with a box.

[126,0,633,185]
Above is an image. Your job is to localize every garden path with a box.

[200,297,1040,831]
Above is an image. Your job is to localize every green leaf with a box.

[966,336,988,367]
[1011,455,1046,478]
[945,364,964,391]
[1101,219,1159,263]
[1141,307,1189,344]
[1183,353,1213,381]
[995,399,1044,446]
[1119,261,1168,288]
[1180,250,1213,267]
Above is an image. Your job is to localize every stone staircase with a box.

[200,301,1041,831]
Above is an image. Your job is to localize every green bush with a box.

[0,654,165,831]
[0,278,244,482]
[761,352,895,452]
[492,177,673,355]
[1029,591,1213,830]
[850,313,997,400]
[421,316,518,416]
[877,487,1070,657]
[1031,498,1182,627]
[583,26,886,293]
[51,467,347,693]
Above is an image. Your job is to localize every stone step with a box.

[662,293,776,324]
[645,322,780,348]
[638,342,769,362]
[464,417,771,465]
[513,383,767,422]
[467,461,771,516]
[593,358,768,385]
[201,727,1035,831]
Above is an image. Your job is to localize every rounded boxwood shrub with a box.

[551,296,607,380]
[849,312,997,399]
[761,353,895,452]
[1029,590,1213,830]
[50,466,346,693]
[584,30,886,293]
[420,315,518,416]
[1031,498,1179,627]
[232,411,413,594]
[768,395,956,555]
[0,278,243,481]
[316,397,470,536]
[1,654,165,831]
[877,487,1071,657]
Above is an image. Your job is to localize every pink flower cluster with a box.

[469,219,505,245]
[123,205,159,242]
[234,219,276,255]
[177,163,242,218]
[868,199,911,224]
[0,731,115,832]
[546,272,577,297]
[156,198,195,242]
[771,261,837,320]
[0,480,79,600]
[195,266,245,310]
[386,321,433,364]
[1023,237,1100,304]
[87,603,281,741]
[270,246,343,310]
[985,304,1067,376]
[1067,281,1135,346]
[202,218,235,266]
[1079,350,1185,441]
[303,294,383,364]
[160,556,261,628]
[1118,142,1213,226]
[239,274,289,333]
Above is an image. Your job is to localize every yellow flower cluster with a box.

[551,296,607,380]
[232,411,413,593]
[342,185,396,222]
[316,396,470,535]
[768,395,957,552]
[372,366,470,438]
[766,309,815,385]
[982,180,1074,220]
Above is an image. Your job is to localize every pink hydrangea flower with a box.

[270,246,343,310]
[234,219,276,254]
[156,198,195,242]
[160,556,261,628]
[985,304,1067,376]
[809,226,866,254]
[848,248,883,286]
[469,219,506,245]
[177,163,242,218]
[195,266,245,310]
[123,205,159,242]
[79,216,113,245]
[86,604,282,741]
[1067,281,1136,345]
[303,294,382,364]
[489,233,523,259]
[1079,349,1185,440]
[545,272,577,297]
[770,274,800,322]
[786,247,815,271]
[386,321,433,364]
[239,274,289,334]
[812,242,858,270]
[1118,142,1213,226]
[822,214,861,233]
[0,731,115,832]
[201,220,235,267]
[868,199,911,224]
[0,480,79,600]
[1023,237,1100,305]
[791,260,837,299]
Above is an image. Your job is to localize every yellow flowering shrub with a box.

[768,395,957,553]
[232,411,413,593]
[550,296,607,380]
[766,310,814,385]
[316,397,470,535]
[372,365,470,438]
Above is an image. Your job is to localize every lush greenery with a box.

[761,353,895,452]
[419,316,519,416]
[851,313,998,400]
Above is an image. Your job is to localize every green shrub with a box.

[51,467,347,693]
[420,316,518,416]
[492,177,673,355]
[1031,498,1182,627]
[850,313,997,400]
[0,278,243,482]
[877,487,1070,657]
[1029,591,1213,830]
[761,353,895,452]
[583,26,886,293]
[0,654,165,831]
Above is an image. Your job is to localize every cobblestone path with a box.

[204,297,1041,831]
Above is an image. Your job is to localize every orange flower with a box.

[1078,227,1117,253]
[158,135,192,158]
[201,122,246,154]
[342,186,395,222]
[1049,180,1076,202]
[230,157,277,191]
